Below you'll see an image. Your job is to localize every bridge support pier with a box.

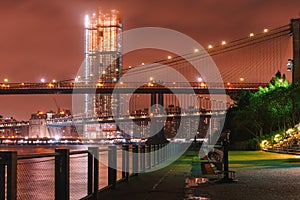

[151,93,156,108]
[292,18,300,83]
[158,93,164,108]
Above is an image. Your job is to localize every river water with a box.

[0,144,124,200]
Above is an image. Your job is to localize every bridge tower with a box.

[83,10,122,138]
[84,10,122,116]
[291,18,300,83]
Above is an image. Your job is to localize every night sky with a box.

[0,0,300,120]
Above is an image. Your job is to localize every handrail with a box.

[18,152,57,160]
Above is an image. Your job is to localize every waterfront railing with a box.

[0,143,186,200]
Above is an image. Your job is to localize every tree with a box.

[226,71,294,142]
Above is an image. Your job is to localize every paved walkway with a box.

[98,151,200,200]
[98,150,300,200]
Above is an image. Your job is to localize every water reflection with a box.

[185,177,209,187]
[185,177,210,200]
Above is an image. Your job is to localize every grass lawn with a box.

[228,150,300,169]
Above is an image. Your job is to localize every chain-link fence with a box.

[17,157,55,200]
[98,149,108,190]
[70,153,88,200]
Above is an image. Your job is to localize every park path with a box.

[99,151,300,200]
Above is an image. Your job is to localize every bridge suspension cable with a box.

[121,24,292,84]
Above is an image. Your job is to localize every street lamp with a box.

[4,78,8,83]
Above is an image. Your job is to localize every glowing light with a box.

[197,77,203,82]
[52,79,56,83]
[274,134,282,143]
[208,45,213,49]
[96,82,103,87]
[263,28,269,33]
[260,140,269,149]
[115,68,119,72]
[41,78,45,83]
[239,77,244,82]
[221,41,227,45]
[249,33,254,37]
[4,78,8,83]
[194,48,199,53]
[200,82,206,87]
[141,62,145,65]
[113,77,117,82]
[128,66,132,69]
[227,82,231,86]
[149,77,154,81]
[167,56,172,60]
[84,15,90,28]
[55,135,60,141]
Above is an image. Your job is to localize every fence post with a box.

[151,145,155,167]
[88,147,99,199]
[0,160,4,200]
[146,145,151,170]
[156,144,160,165]
[0,151,17,200]
[88,150,93,196]
[55,148,70,200]
[166,143,170,160]
[122,145,129,181]
[140,145,145,173]
[108,146,117,188]
[132,145,139,175]
[162,144,165,161]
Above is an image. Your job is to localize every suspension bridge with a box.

[1,16,299,140]
[0,19,298,94]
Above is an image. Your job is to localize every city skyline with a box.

[0,0,300,120]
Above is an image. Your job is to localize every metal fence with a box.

[0,143,186,200]
[70,153,88,200]
[17,156,55,200]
